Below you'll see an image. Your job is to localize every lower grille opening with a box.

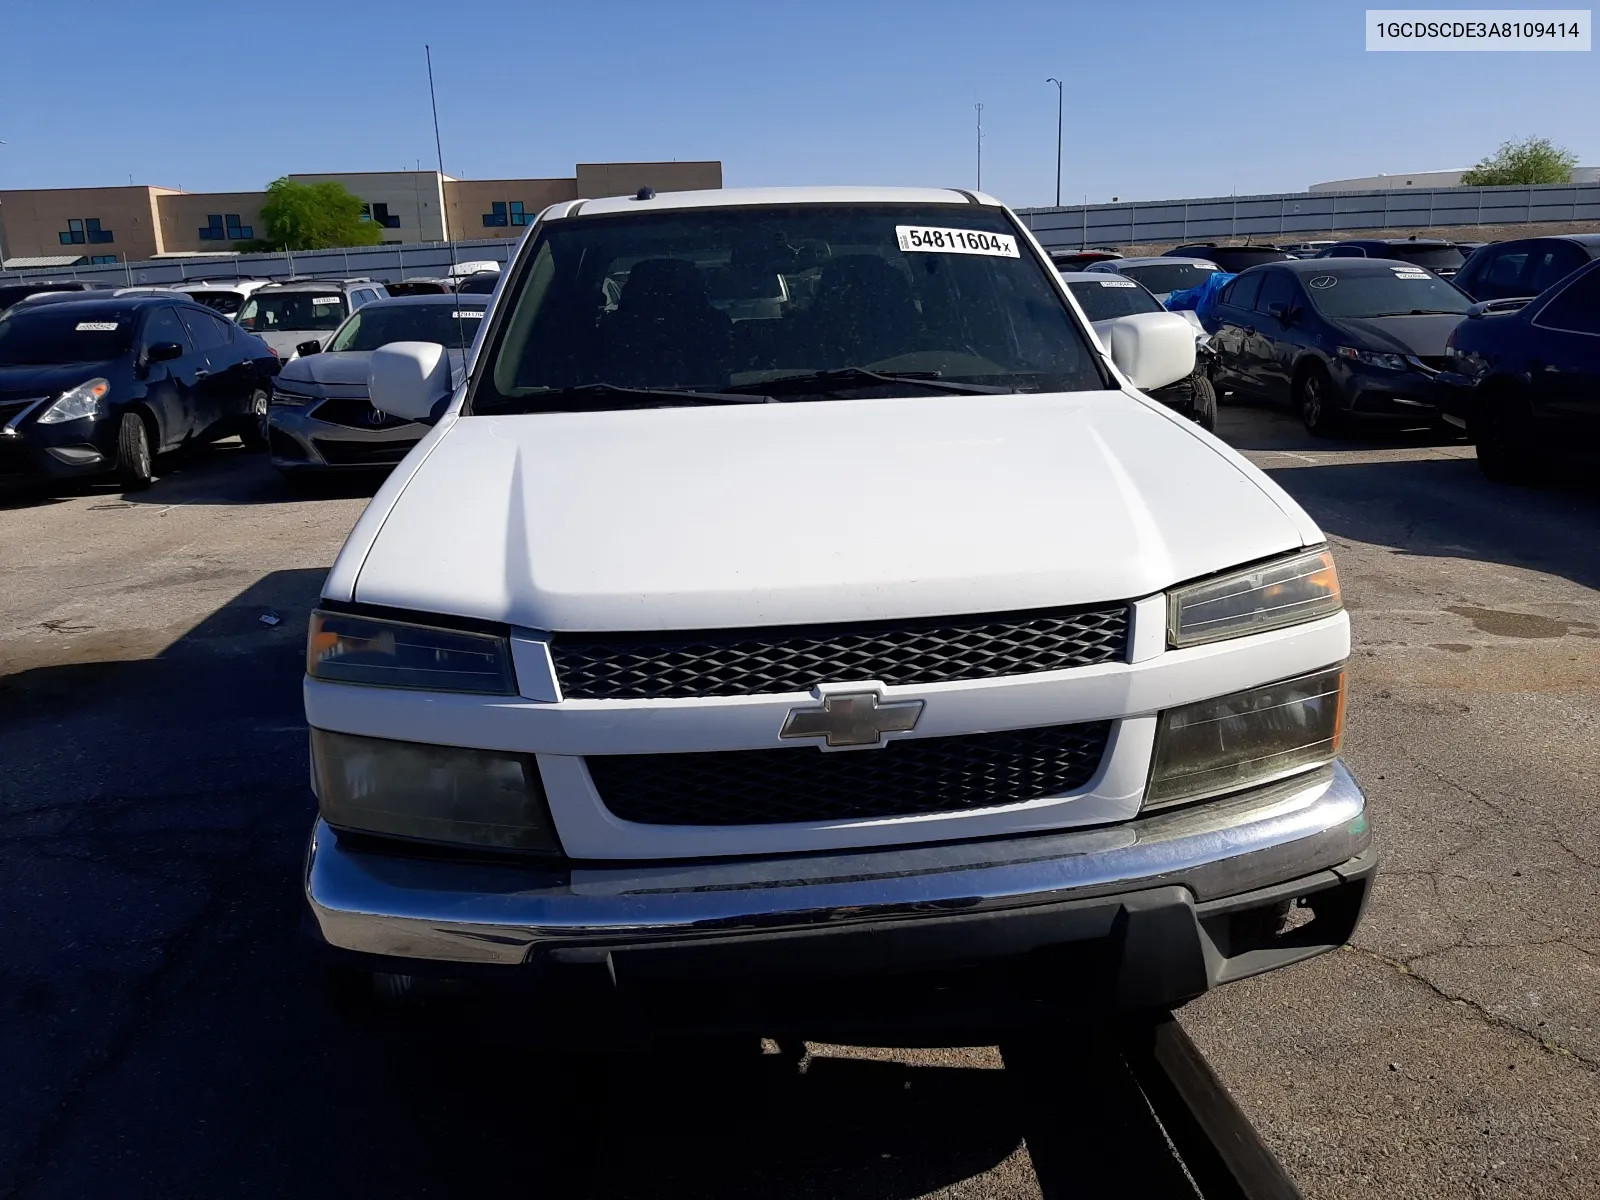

[585,721,1113,826]
[312,437,417,466]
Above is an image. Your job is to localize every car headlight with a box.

[271,385,315,407]
[307,609,516,694]
[1145,666,1346,811]
[311,729,561,853]
[1168,548,1342,649]
[1445,345,1489,379]
[1337,346,1408,372]
[36,378,109,425]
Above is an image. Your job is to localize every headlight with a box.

[307,609,516,694]
[311,729,561,853]
[1145,666,1346,810]
[1168,548,1342,649]
[36,378,109,425]
[271,386,314,407]
[1337,346,1408,372]
[1446,345,1489,379]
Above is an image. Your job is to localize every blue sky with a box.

[2,0,1595,208]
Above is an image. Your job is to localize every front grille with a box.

[0,398,44,425]
[311,397,410,430]
[587,721,1112,825]
[551,605,1131,700]
[312,437,418,466]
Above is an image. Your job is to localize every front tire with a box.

[1474,386,1539,484]
[1296,365,1343,438]
[115,412,154,491]
[1187,373,1218,431]
[241,388,270,452]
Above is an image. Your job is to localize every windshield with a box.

[236,291,347,332]
[1304,269,1473,318]
[475,204,1105,412]
[1066,278,1166,321]
[325,302,486,352]
[0,308,135,365]
[187,291,245,317]
[1377,245,1467,270]
[1118,263,1218,295]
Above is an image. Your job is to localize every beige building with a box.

[0,161,722,267]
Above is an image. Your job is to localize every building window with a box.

[200,213,253,240]
[90,255,118,265]
[480,200,529,229]
[58,216,115,245]
[372,202,400,229]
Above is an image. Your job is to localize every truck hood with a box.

[348,391,1316,631]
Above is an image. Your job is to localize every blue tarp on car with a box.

[1164,272,1236,330]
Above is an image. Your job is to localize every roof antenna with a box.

[634,186,655,201]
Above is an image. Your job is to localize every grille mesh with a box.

[586,721,1113,826]
[551,606,1130,700]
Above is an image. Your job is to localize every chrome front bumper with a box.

[305,762,1373,1005]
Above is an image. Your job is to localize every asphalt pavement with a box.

[1,401,1597,1199]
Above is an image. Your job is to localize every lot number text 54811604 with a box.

[896,226,1020,257]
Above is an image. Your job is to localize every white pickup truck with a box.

[303,186,1373,1031]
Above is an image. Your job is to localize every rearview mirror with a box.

[1100,312,1197,392]
[369,341,453,424]
[145,341,184,364]
[296,339,323,357]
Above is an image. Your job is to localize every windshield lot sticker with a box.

[450,311,484,319]
[1098,279,1138,287]
[1308,276,1338,289]
[1392,268,1430,278]
[75,321,120,331]
[312,296,341,305]
[896,226,1019,257]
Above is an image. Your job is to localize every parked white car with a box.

[176,279,273,320]
[303,186,1373,1031]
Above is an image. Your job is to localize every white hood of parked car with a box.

[343,391,1318,631]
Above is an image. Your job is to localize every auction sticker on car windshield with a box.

[75,321,119,331]
[1098,279,1138,287]
[896,226,1019,257]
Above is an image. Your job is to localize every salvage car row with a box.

[1048,234,1600,479]
[0,267,501,489]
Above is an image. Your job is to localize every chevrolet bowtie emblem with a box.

[780,691,924,748]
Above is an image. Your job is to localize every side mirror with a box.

[296,339,323,357]
[369,341,453,424]
[146,341,184,364]
[1267,301,1290,323]
[1101,312,1197,392]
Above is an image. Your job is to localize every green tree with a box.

[1459,136,1579,186]
[238,178,386,251]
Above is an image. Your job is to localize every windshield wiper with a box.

[723,367,1011,397]
[1368,309,1466,317]
[512,382,776,408]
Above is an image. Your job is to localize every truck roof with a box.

[565,185,1001,218]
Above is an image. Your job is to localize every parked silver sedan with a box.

[265,294,486,474]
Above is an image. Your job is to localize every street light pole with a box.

[975,103,984,191]
[1045,78,1063,207]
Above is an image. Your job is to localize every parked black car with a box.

[0,295,279,490]
[1313,238,1466,279]
[0,280,112,318]
[1165,244,1296,274]
[1201,258,1474,435]
[1438,258,1600,482]
[452,271,501,295]
[1452,234,1600,303]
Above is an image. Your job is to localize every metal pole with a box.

[426,45,453,269]
[1045,78,1063,207]
[975,103,984,191]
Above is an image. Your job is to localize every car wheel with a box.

[1473,387,1539,484]
[1188,373,1218,431]
[241,389,270,452]
[115,412,154,491]
[1296,366,1342,438]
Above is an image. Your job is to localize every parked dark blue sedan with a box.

[1438,258,1600,482]
[0,295,279,490]
[1203,258,1474,435]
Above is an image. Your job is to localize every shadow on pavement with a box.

[2,570,1204,1200]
